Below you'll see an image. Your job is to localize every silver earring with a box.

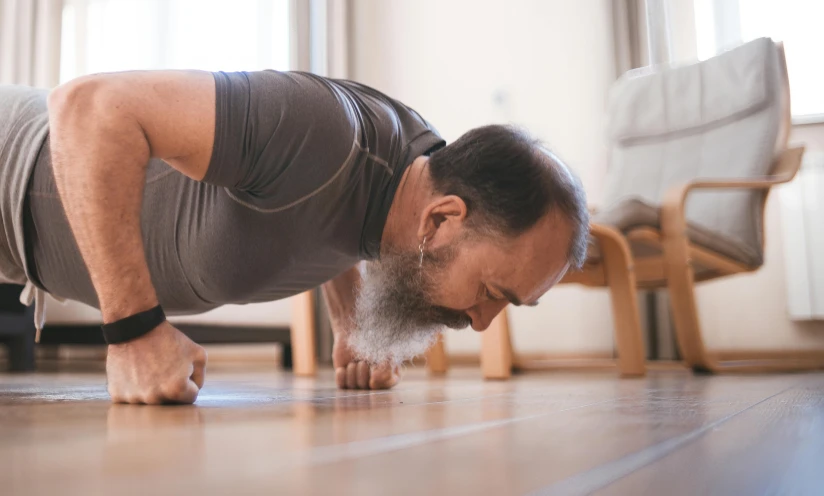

[419,236,427,268]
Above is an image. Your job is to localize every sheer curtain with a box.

[59,0,292,83]
[0,0,63,87]
[610,0,648,78]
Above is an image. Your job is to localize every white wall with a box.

[350,0,618,354]
[696,196,824,350]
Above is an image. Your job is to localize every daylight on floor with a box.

[1,0,823,494]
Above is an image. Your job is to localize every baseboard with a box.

[26,324,291,366]
[202,343,283,363]
[443,351,614,367]
[428,353,689,372]
[442,349,824,369]
[712,349,824,362]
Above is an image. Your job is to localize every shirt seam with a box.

[361,144,392,175]
[223,133,361,214]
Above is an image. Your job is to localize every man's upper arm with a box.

[51,70,216,181]
[56,69,358,201]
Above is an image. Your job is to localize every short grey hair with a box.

[428,125,590,269]
[538,147,590,270]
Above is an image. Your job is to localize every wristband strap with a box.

[101,305,166,344]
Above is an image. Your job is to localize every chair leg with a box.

[662,237,714,372]
[290,290,317,376]
[593,228,646,377]
[426,334,448,375]
[481,308,514,380]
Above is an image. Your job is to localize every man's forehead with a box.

[492,257,569,307]
[478,213,572,303]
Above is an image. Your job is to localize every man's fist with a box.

[332,335,399,390]
[106,321,207,404]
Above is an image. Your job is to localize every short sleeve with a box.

[205,71,360,210]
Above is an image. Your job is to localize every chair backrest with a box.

[602,37,789,266]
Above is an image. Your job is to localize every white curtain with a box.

[610,0,649,78]
[297,0,349,77]
[0,0,63,87]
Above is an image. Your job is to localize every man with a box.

[0,70,589,404]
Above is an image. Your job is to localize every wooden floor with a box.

[1,366,823,496]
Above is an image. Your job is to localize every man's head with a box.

[350,125,590,366]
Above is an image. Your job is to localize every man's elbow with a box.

[47,75,147,166]
[49,76,102,122]
[47,75,133,136]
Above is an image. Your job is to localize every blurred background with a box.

[1,0,823,370]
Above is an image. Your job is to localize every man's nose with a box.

[468,300,509,331]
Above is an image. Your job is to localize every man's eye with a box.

[484,287,495,300]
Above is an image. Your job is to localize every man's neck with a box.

[380,155,431,254]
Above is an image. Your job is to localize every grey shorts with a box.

[0,85,50,285]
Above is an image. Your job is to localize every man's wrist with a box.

[102,305,166,345]
[101,292,159,324]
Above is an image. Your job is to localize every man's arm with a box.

[49,70,214,320]
[48,70,216,404]
[322,265,398,390]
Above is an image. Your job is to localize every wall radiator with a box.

[779,150,824,320]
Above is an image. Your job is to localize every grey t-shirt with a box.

[15,71,444,314]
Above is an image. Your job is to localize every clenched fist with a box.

[332,334,399,390]
[106,321,207,404]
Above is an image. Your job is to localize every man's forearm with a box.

[321,265,362,335]
[48,78,158,322]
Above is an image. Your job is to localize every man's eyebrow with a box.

[494,285,539,307]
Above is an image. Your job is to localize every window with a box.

[60,0,291,83]
[694,0,824,123]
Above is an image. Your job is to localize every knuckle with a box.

[162,380,189,399]
[195,346,208,363]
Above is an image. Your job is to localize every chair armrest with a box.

[660,147,805,237]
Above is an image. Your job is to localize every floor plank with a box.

[594,375,824,496]
[0,369,821,496]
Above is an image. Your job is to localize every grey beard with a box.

[349,245,472,367]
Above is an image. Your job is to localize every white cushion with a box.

[608,37,774,143]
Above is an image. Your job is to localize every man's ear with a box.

[417,195,467,244]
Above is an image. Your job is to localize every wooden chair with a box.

[426,38,814,379]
